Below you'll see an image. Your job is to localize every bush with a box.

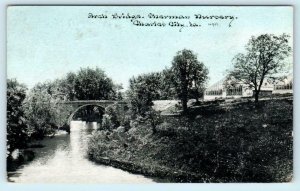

[100,114,114,130]
[105,104,122,128]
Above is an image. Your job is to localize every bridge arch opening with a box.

[68,104,105,125]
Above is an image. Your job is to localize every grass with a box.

[87,98,293,182]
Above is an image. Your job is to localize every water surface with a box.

[8,121,155,183]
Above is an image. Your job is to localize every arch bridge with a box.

[58,100,128,125]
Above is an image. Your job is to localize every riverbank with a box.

[88,98,293,182]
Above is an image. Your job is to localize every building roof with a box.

[206,78,226,91]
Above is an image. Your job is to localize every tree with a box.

[73,67,116,100]
[7,79,29,155]
[171,49,208,113]
[127,73,168,134]
[127,72,161,117]
[228,34,292,103]
[23,81,72,139]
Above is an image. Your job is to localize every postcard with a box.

[6,6,293,183]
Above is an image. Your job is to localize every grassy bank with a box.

[87,99,293,182]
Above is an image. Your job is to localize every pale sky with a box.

[7,6,293,89]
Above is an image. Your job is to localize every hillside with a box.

[88,98,293,182]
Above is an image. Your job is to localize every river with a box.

[7,121,155,183]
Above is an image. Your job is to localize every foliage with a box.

[159,68,178,99]
[100,114,114,131]
[127,73,167,133]
[7,79,29,154]
[58,72,77,100]
[105,104,124,128]
[144,108,163,134]
[171,49,208,112]
[127,72,162,117]
[20,67,119,138]
[98,103,129,131]
[227,34,292,102]
[126,54,209,116]
[73,67,117,100]
[56,67,119,101]
[23,81,72,139]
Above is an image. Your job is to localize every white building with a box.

[204,74,293,100]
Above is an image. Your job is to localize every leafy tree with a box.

[127,72,161,117]
[73,67,116,100]
[228,34,292,103]
[7,79,29,155]
[23,82,72,139]
[171,49,208,113]
[52,68,117,101]
[127,73,166,133]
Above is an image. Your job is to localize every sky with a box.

[7,6,293,90]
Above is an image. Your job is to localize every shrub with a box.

[100,114,114,131]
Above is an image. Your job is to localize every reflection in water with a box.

[8,121,154,183]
